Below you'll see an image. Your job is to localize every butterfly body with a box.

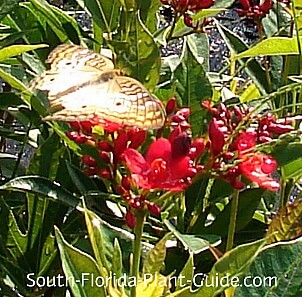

[30,44,165,129]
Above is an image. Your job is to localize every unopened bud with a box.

[98,141,113,152]
[122,176,132,191]
[97,168,111,179]
[166,98,177,115]
[82,155,97,167]
[125,211,136,229]
[147,202,161,216]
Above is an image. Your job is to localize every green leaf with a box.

[27,133,64,178]
[0,175,80,208]
[55,227,106,297]
[234,237,302,297]
[173,39,212,135]
[0,92,24,108]
[216,22,268,94]
[266,199,302,244]
[192,188,264,236]
[0,44,48,61]
[27,0,69,42]
[76,0,120,33]
[187,33,210,72]
[0,197,58,296]
[273,142,302,166]
[0,0,21,21]
[175,253,194,294]
[143,233,171,274]
[272,141,302,181]
[50,5,83,44]
[114,10,161,90]
[235,37,302,59]
[65,161,99,195]
[139,0,161,34]
[0,197,29,269]
[282,158,302,180]
[83,204,110,276]
[185,239,266,297]
[112,238,123,278]
[0,67,46,115]
[165,220,221,254]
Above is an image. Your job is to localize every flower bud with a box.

[122,176,132,191]
[98,141,113,152]
[177,107,190,118]
[129,198,141,209]
[147,202,161,216]
[99,151,111,163]
[166,98,177,115]
[84,168,97,176]
[66,131,78,141]
[116,185,128,195]
[80,120,94,133]
[231,180,245,189]
[129,130,146,149]
[261,156,277,174]
[223,151,234,160]
[82,155,97,167]
[190,138,205,159]
[97,168,111,179]
[69,121,81,131]
[125,211,136,229]
[267,123,293,134]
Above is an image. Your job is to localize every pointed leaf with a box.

[55,227,106,297]
[165,220,220,254]
[143,233,171,274]
[0,176,80,208]
[185,239,266,296]
[175,253,194,294]
[135,273,166,297]
[235,37,302,59]
[234,237,302,297]
[266,199,302,244]
[83,204,110,275]
[0,44,48,61]
[114,11,161,90]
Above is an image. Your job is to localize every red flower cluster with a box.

[81,128,147,179]
[160,0,214,27]
[124,126,204,192]
[202,101,294,191]
[236,0,273,22]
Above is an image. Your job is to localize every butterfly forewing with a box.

[30,44,166,130]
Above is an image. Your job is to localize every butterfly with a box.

[30,44,166,130]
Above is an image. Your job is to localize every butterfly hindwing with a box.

[30,44,166,130]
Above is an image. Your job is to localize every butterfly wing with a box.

[44,71,166,130]
[29,44,115,107]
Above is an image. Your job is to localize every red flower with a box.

[209,118,227,156]
[124,133,200,191]
[236,0,273,22]
[235,132,280,191]
[239,153,280,191]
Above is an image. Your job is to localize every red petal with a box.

[145,138,172,164]
[239,0,251,10]
[114,131,128,159]
[124,148,149,174]
[209,119,225,155]
[170,156,192,179]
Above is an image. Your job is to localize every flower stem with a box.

[226,183,240,251]
[130,210,146,297]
